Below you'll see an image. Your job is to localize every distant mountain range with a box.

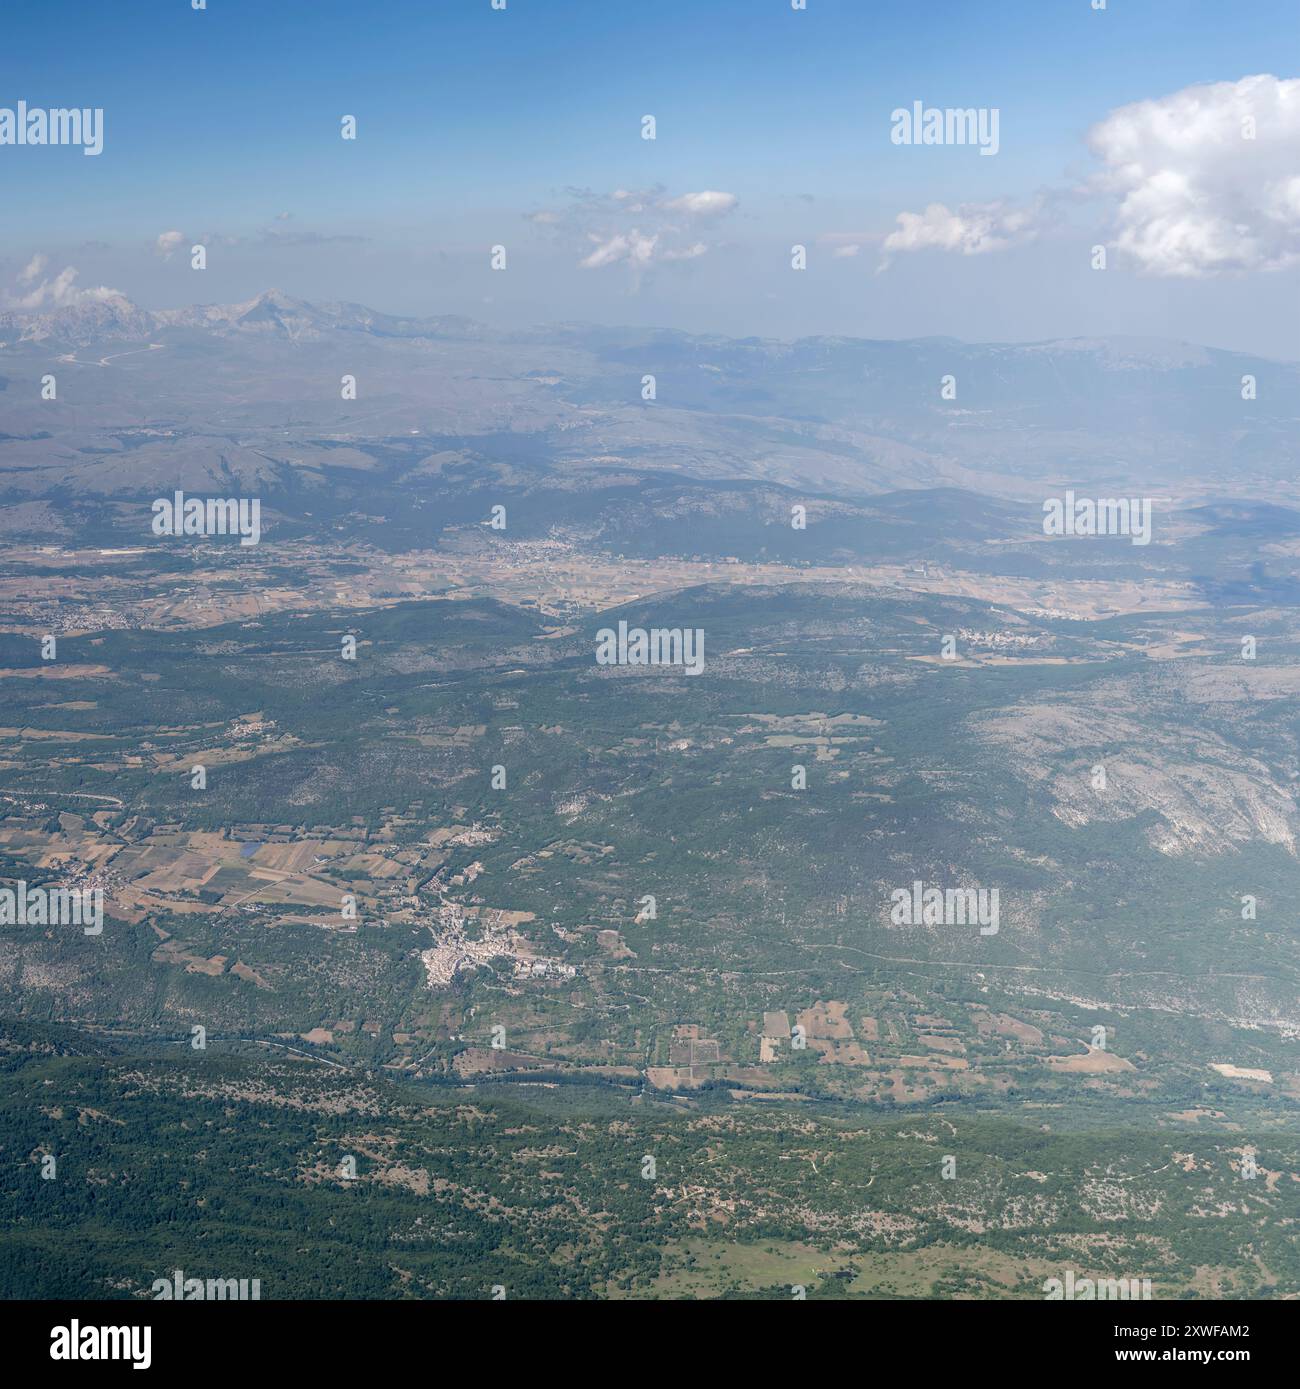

[1,287,1292,373]
[0,288,482,348]
[1,289,1296,501]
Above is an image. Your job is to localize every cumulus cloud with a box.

[1087,73,1300,277]
[878,74,1300,277]
[579,231,659,270]
[879,200,1039,267]
[155,229,186,259]
[817,232,870,260]
[662,190,738,217]
[528,185,739,280]
[3,259,123,311]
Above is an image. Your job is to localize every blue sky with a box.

[2,0,1299,354]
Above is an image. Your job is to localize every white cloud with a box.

[878,74,1300,278]
[880,200,1038,267]
[155,229,186,259]
[579,230,659,269]
[818,232,870,261]
[4,260,123,311]
[662,190,738,217]
[1087,73,1300,277]
[532,186,737,279]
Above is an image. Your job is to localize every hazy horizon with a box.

[4,0,1300,356]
